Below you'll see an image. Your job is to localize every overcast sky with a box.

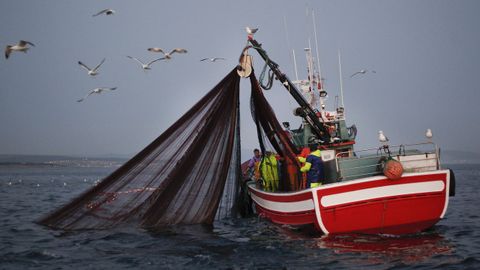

[1,0,479,157]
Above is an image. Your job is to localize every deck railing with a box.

[335,142,440,181]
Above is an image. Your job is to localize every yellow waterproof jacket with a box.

[261,154,279,182]
[300,150,321,172]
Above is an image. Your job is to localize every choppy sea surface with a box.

[0,157,479,269]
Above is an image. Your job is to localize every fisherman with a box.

[300,143,325,188]
[245,148,261,180]
[297,146,311,189]
[261,151,279,192]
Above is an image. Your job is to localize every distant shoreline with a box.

[0,154,127,168]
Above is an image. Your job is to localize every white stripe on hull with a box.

[320,180,445,207]
[440,169,451,218]
[250,192,314,213]
[249,170,450,235]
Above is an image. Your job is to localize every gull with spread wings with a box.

[93,9,115,17]
[200,57,226,62]
[127,56,165,70]
[77,87,117,102]
[350,69,376,78]
[147,48,187,59]
[5,40,35,59]
[78,58,106,76]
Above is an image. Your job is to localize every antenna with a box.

[312,10,323,90]
[284,15,299,82]
[292,49,299,81]
[306,40,316,108]
[338,50,345,112]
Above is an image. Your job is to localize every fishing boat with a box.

[242,33,456,235]
[38,29,454,235]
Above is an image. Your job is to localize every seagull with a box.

[350,69,376,78]
[93,9,115,17]
[426,128,433,141]
[350,69,367,78]
[378,130,389,143]
[200,57,226,62]
[77,87,117,102]
[147,48,187,59]
[5,40,35,59]
[246,26,258,35]
[127,55,165,70]
[78,58,105,76]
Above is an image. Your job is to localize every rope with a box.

[259,63,274,90]
[242,44,276,90]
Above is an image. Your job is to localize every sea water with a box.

[0,158,479,269]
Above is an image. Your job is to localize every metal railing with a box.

[335,142,440,181]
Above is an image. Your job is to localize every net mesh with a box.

[249,73,302,191]
[38,69,241,230]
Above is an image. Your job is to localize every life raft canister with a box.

[383,158,404,180]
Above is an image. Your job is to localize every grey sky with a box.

[1,0,479,157]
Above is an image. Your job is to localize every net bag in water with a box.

[38,69,242,230]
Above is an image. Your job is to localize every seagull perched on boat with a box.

[246,26,258,35]
[5,40,35,59]
[147,48,187,59]
[426,128,433,141]
[77,87,117,102]
[93,9,115,17]
[126,56,164,70]
[78,58,105,76]
[200,57,225,62]
[378,130,391,154]
[378,130,389,144]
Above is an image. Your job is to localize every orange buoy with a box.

[383,159,403,180]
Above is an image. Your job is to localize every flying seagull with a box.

[350,69,367,78]
[147,48,187,59]
[77,87,117,102]
[200,57,226,62]
[350,69,376,78]
[93,9,115,17]
[246,26,258,35]
[127,55,165,70]
[5,40,35,59]
[78,58,105,76]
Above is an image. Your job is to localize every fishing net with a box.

[249,73,303,191]
[38,69,241,230]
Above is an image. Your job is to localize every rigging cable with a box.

[242,45,275,90]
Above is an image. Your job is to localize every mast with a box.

[292,49,299,81]
[338,50,345,110]
[283,15,299,81]
[312,10,323,90]
[305,40,316,109]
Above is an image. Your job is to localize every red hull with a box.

[248,170,451,235]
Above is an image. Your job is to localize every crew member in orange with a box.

[297,146,311,189]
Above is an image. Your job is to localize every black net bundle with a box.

[249,73,302,191]
[38,69,241,230]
